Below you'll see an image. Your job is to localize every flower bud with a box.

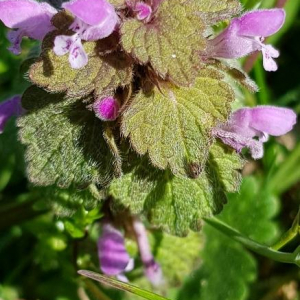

[93,97,120,121]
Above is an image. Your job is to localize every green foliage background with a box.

[1,0,300,299]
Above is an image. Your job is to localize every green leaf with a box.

[121,0,240,86]
[78,270,171,300]
[196,0,241,24]
[29,31,133,98]
[18,86,117,188]
[110,143,243,236]
[222,177,280,244]
[122,69,234,176]
[153,231,203,285]
[109,0,125,6]
[42,184,103,217]
[121,0,206,86]
[177,177,279,300]
[212,60,258,92]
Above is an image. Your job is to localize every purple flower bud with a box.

[132,218,164,286]
[135,2,152,22]
[213,106,297,159]
[0,0,57,55]
[98,222,134,280]
[54,0,118,69]
[206,9,286,71]
[93,97,120,121]
[0,95,23,133]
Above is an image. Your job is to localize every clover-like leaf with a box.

[177,177,280,300]
[122,69,234,177]
[29,31,133,98]
[18,86,117,188]
[121,0,206,86]
[110,143,243,236]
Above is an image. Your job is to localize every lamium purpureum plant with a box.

[0,0,299,297]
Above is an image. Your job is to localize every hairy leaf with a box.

[177,177,279,300]
[196,0,241,24]
[29,31,133,98]
[110,144,243,236]
[211,59,258,92]
[40,184,103,217]
[109,0,126,6]
[18,86,117,188]
[122,69,234,176]
[121,0,206,86]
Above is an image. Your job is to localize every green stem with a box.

[271,208,300,250]
[205,217,300,267]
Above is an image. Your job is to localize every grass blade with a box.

[78,270,170,300]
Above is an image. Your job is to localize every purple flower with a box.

[93,97,120,121]
[53,0,118,69]
[0,95,23,133]
[0,0,57,54]
[212,106,297,159]
[97,222,134,282]
[206,9,286,71]
[132,218,164,286]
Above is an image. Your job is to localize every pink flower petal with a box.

[63,0,118,27]
[53,34,77,56]
[98,223,133,276]
[212,127,264,159]
[132,218,164,286]
[262,52,278,71]
[237,9,286,37]
[68,38,88,69]
[206,8,285,72]
[249,106,297,136]
[0,0,56,39]
[0,95,23,133]
[80,20,118,41]
[7,29,24,55]
[207,21,261,59]
[213,106,297,159]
